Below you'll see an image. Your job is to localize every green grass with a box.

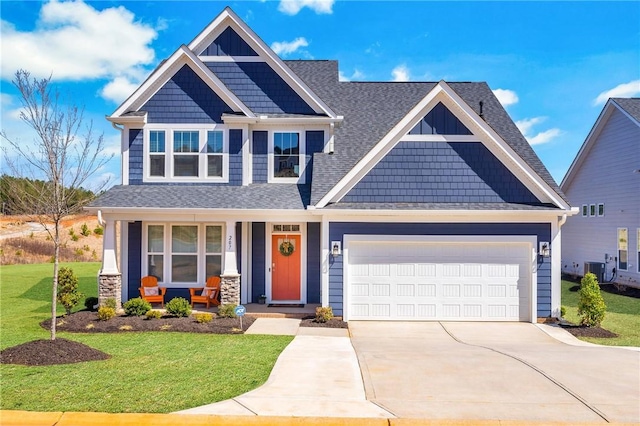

[0,263,293,413]
[561,279,640,347]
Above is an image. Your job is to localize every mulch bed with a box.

[300,316,348,328]
[0,338,111,366]
[558,323,618,339]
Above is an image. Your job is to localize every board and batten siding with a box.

[562,107,640,286]
[328,222,552,317]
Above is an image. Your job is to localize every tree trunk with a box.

[51,221,60,341]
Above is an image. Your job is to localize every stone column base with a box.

[99,273,122,310]
[220,273,241,306]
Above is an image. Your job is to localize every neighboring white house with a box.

[561,98,640,287]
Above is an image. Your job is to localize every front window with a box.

[206,226,222,277]
[273,132,300,178]
[173,131,200,177]
[147,225,164,281]
[618,228,628,271]
[149,131,166,177]
[172,225,198,282]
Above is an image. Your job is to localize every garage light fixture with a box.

[332,241,341,257]
[538,242,550,257]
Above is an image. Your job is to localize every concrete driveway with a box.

[350,322,640,423]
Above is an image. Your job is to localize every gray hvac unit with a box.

[584,262,605,284]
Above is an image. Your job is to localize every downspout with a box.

[558,213,567,228]
[328,122,335,154]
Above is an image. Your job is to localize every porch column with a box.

[98,217,122,309]
[221,220,240,305]
[321,217,330,306]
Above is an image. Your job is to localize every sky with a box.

[1,0,639,190]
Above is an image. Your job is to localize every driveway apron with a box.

[349,321,640,423]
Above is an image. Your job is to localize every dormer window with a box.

[173,131,199,177]
[269,131,305,183]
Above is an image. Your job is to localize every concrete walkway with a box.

[177,318,390,418]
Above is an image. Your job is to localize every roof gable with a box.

[315,81,571,210]
[409,102,472,135]
[561,98,640,190]
[202,26,258,56]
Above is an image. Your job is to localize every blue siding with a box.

[127,222,142,301]
[206,62,316,115]
[251,222,266,302]
[409,102,471,135]
[128,129,143,185]
[342,142,540,204]
[143,65,233,123]
[328,222,552,317]
[203,27,258,56]
[305,130,324,184]
[306,222,321,303]
[252,131,268,183]
[229,129,243,186]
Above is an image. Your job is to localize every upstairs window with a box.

[207,131,223,178]
[270,131,304,183]
[149,131,166,177]
[173,131,200,177]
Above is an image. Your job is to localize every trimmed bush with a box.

[103,298,117,309]
[84,297,99,311]
[97,306,116,321]
[217,304,237,318]
[578,272,606,327]
[315,306,334,323]
[165,297,192,317]
[560,305,567,318]
[123,297,152,316]
[195,312,213,323]
[57,267,84,315]
[146,310,162,320]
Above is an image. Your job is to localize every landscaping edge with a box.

[3,410,635,426]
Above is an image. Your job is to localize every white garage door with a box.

[345,237,534,322]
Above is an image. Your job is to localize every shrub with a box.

[83,245,91,252]
[315,306,334,323]
[84,296,99,311]
[123,297,152,316]
[68,228,75,236]
[80,223,90,237]
[195,312,213,323]
[71,234,79,242]
[57,267,84,315]
[97,306,116,321]
[93,226,103,236]
[146,310,162,320]
[560,305,567,318]
[103,298,117,309]
[165,297,192,317]
[217,304,237,318]
[74,248,84,257]
[578,273,606,327]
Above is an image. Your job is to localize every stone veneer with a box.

[220,273,240,305]
[99,273,122,309]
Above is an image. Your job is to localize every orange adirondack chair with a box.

[189,276,221,308]
[139,276,167,307]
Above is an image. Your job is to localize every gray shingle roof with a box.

[323,202,560,211]
[88,184,310,210]
[284,60,567,206]
[612,98,640,124]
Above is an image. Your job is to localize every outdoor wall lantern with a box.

[331,241,342,257]
[538,242,550,257]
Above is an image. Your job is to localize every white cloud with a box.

[593,80,640,105]
[278,0,334,15]
[516,116,563,146]
[0,0,158,103]
[391,64,410,82]
[492,88,519,107]
[338,69,365,82]
[270,37,309,56]
[99,76,140,104]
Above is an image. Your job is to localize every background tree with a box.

[1,70,113,340]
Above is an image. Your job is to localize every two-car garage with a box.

[343,235,537,322]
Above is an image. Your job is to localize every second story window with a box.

[207,131,223,178]
[149,131,166,177]
[173,131,200,177]
[270,131,303,183]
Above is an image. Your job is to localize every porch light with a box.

[331,241,341,257]
[538,242,550,257]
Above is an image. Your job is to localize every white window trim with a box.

[589,204,596,217]
[142,222,225,287]
[267,129,306,184]
[618,227,628,271]
[143,124,229,183]
[581,205,588,217]
[597,203,605,217]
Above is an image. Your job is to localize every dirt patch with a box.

[300,316,348,328]
[41,310,255,334]
[0,338,111,366]
[559,323,618,339]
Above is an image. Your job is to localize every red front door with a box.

[271,234,301,301]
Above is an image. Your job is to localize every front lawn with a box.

[561,279,640,347]
[0,263,293,413]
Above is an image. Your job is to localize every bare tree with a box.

[1,70,113,340]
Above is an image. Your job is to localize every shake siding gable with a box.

[203,26,258,56]
[409,102,472,135]
[342,142,541,204]
[142,65,234,124]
